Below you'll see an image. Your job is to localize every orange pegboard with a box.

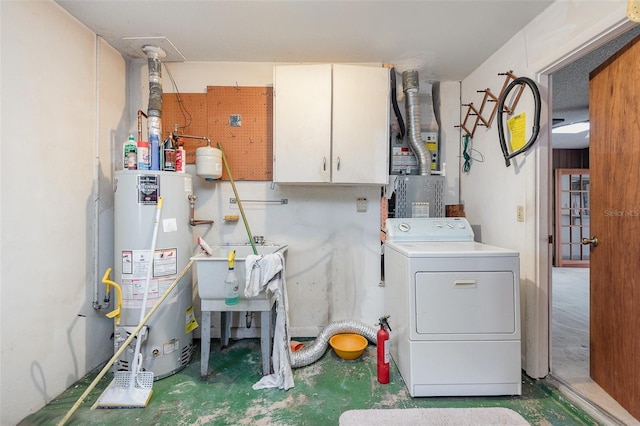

[162,93,208,164]
[206,86,273,181]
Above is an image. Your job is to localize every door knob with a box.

[581,236,598,247]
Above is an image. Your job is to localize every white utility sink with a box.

[192,243,288,378]
[192,244,287,301]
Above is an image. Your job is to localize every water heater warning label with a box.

[154,248,178,276]
[120,248,179,308]
[121,249,177,278]
[138,175,159,204]
[122,251,133,274]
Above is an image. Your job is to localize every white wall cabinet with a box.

[273,64,389,185]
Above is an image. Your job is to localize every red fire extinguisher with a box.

[377,315,391,384]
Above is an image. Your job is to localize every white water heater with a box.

[113,170,195,379]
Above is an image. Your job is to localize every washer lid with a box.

[385,217,474,242]
[385,241,519,257]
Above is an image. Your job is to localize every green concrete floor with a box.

[21,338,600,425]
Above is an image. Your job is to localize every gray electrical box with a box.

[394,175,445,218]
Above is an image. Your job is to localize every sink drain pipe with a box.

[291,320,377,368]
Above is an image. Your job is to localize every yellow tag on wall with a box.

[507,112,527,151]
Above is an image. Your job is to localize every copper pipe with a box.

[137,110,148,142]
[187,194,214,227]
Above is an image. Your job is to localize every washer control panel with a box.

[385,217,474,242]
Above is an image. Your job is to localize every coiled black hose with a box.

[497,76,541,167]
[390,68,405,141]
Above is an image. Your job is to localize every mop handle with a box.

[139,196,163,324]
[57,259,195,426]
[129,196,163,386]
[218,142,258,255]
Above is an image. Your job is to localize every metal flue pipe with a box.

[402,70,431,175]
[142,45,166,147]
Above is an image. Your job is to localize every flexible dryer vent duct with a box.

[142,45,166,141]
[402,70,431,175]
[291,320,377,368]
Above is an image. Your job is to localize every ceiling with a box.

[55,0,553,81]
[54,1,639,150]
[551,24,640,149]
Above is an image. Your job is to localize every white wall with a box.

[457,0,629,378]
[0,2,126,424]
[439,81,463,205]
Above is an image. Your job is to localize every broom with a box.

[57,256,195,425]
[93,196,164,408]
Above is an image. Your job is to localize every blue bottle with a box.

[150,134,160,171]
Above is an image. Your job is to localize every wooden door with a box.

[554,169,590,267]
[589,34,640,419]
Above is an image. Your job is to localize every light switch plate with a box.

[357,198,367,212]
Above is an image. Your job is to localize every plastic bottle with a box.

[127,151,137,170]
[163,137,176,171]
[137,140,150,170]
[123,135,137,170]
[224,250,239,306]
[150,134,160,171]
[176,145,186,173]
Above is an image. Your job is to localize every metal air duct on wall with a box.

[402,70,431,175]
[143,45,165,170]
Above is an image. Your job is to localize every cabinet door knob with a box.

[323,157,326,171]
[337,156,341,171]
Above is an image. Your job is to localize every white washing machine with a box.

[384,217,521,397]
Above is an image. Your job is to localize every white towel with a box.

[244,253,284,298]
[245,253,294,391]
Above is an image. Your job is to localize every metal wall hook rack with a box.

[229,198,288,205]
[456,70,524,138]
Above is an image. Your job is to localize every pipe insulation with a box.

[142,45,166,140]
[291,320,377,368]
[402,70,431,175]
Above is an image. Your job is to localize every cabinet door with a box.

[273,64,332,183]
[332,64,389,184]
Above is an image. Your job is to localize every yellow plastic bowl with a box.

[329,333,368,360]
